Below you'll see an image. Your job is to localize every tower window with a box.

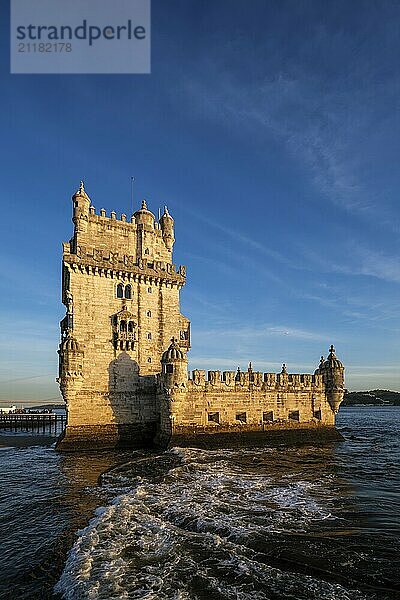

[148,287,152,293]
[147,310,152,317]
[116,283,133,299]
[208,412,220,424]
[113,308,136,351]
[147,333,152,339]
[236,412,247,423]
[166,364,173,373]
[263,411,273,422]
[148,357,152,363]
[144,248,150,255]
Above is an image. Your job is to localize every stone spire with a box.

[73,180,90,200]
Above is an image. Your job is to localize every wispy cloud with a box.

[194,324,330,343]
[339,246,400,284]
[180,63,397,230]
[188,356,318,373]
[295,240,400,286]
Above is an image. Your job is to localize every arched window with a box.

[144,248,149,255]
[128,321,134,333]
[147,332,152,339]
[120,320,126,332]
[148,287,152,293]
[117,283,124,298]
[124,285,132,299]
[147,310,152,317]
[147,357,152,363]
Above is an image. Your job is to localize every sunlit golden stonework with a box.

[57,183,345,450]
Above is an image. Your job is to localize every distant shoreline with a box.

[343,389,400,407]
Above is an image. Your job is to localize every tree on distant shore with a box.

[343,390,400,406]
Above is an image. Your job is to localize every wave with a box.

[55,447,371,600]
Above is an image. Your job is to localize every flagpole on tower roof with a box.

[131,176,135,216]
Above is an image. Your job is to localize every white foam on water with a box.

[55,448,371,600]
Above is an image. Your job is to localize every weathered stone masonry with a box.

[57,182,345,450]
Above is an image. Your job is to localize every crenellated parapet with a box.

[63,251,186,288]
[187,364,324,392]
[69,182,177,266]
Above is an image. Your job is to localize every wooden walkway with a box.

[0,413,66,435]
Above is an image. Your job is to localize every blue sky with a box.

[0,0,399,404]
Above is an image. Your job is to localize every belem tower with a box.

[57,182,345,450]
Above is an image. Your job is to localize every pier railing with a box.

[0,413,66,436]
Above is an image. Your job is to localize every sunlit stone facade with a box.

[57,183,344,450]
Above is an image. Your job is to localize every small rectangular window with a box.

[208,412,219,424]
[263,411,273,422]
[166,364,173,374]
[147,333,152,339]
[314,409,321,420]
[236,412,247,423]
[148,287,152,293]
[289,410,300,421]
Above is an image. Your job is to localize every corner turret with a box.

[57,330,84,395]
[72,181,91,232]
[159,206,175,251]
[134,199,155,230]
[160,337,188,388]
[317,345,345,413]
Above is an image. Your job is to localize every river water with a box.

[0,407,399,600]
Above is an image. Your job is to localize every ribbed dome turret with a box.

[72,180,90,201]
[322,345,343,370]
[161,338,185,362]
[134,199,155,227]
[62,333,81,353]
[159,205,173,226]
[159,206,174,251]
[317,345,345,414]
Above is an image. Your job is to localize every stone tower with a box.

[57,183,190,449]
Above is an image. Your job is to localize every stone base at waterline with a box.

[163,424,344,449]
[56,422,158,451]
